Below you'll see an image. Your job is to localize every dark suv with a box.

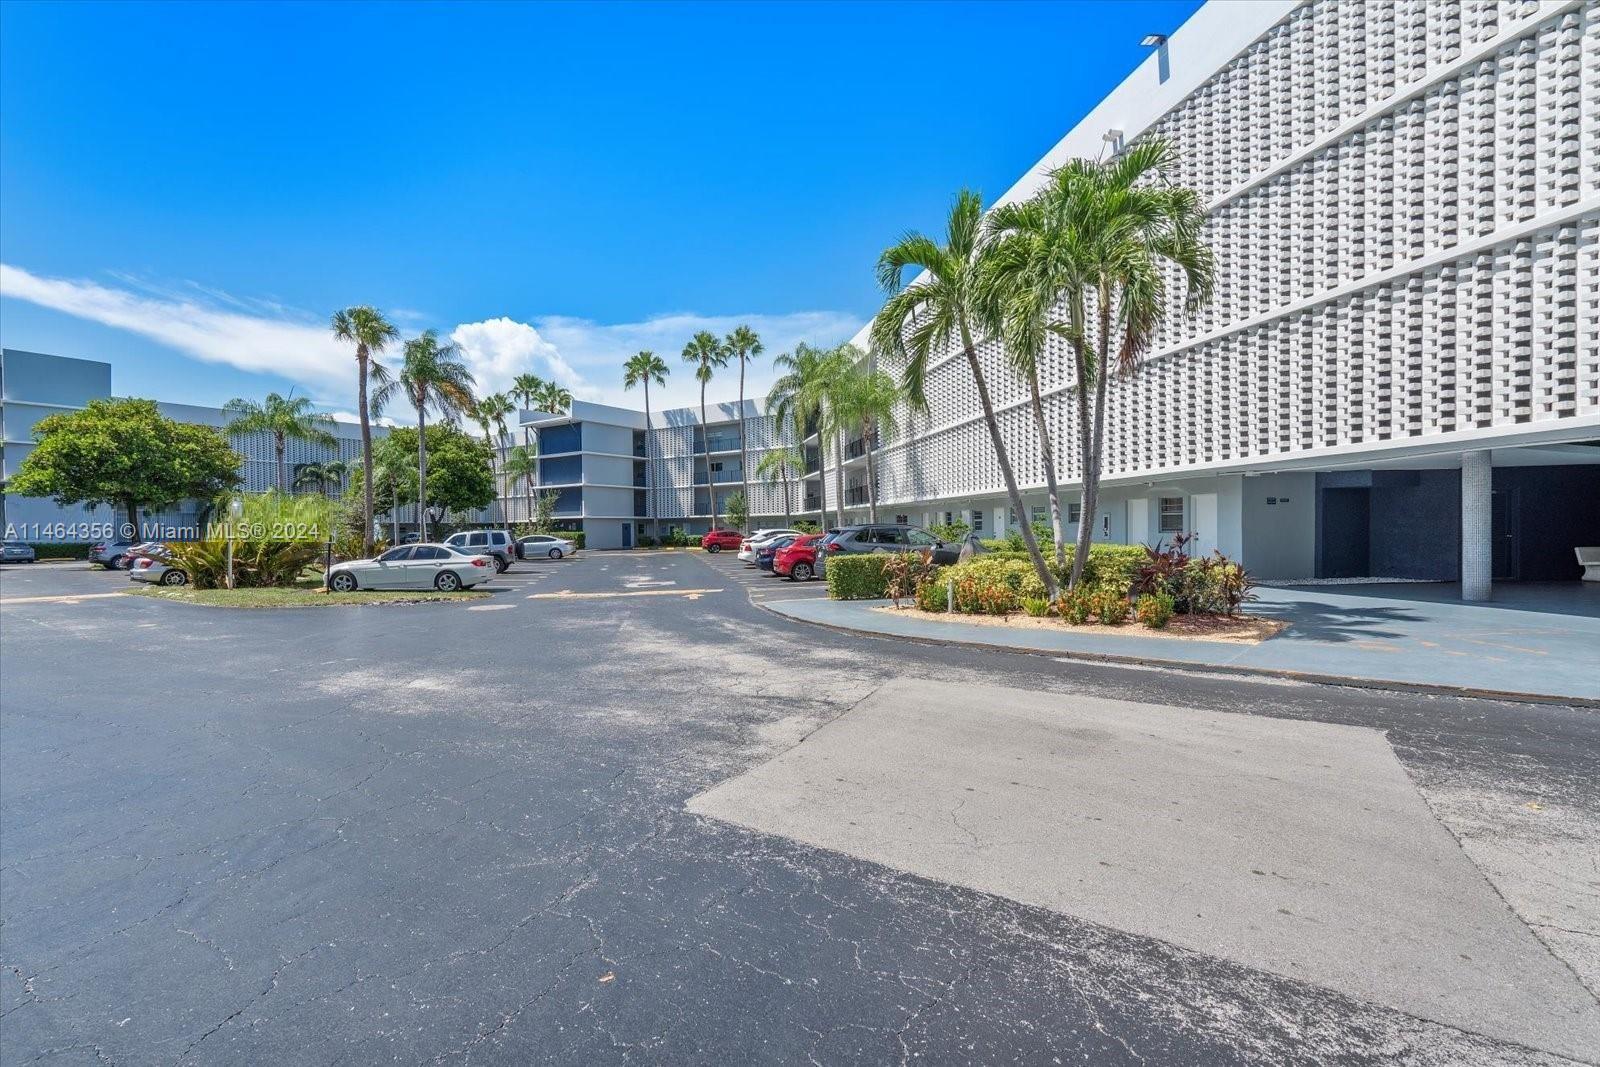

[820,524,960,567]
[443,529,517,571]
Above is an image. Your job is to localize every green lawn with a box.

[123,586,491,608]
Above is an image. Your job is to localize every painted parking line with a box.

[0,591,128,605]
[526,588,723,601]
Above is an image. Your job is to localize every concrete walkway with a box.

[765,582,1600,704]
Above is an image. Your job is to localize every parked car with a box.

[326,543,494,592]
[444,529,518,571]
[755,534,798,571]
[737,528,802,563]
[773,533,824,581]
[701,529,743,553]
[128,546,188,586]
[516,533,577,560]
[89,539,136,568]
[398,532,423,545]
[821,524,960,566]
[1,542,36,563]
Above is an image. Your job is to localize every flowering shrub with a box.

[1094,590,1131,625]
[1133,536,1256,615]
[1136,592,1175,629]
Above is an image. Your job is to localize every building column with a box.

[1460,450,1492,601]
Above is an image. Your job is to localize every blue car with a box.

[2,541,37,563]
[755,535,798,572]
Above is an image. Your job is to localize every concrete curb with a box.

[753,598,1600,710]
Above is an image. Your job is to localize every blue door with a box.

[622,523,633,549]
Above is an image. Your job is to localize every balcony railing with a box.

[700,435,741,453]
[803,494,821,511]
[844,437,867,460]
[709,470,743,484]
[845,486,869,505]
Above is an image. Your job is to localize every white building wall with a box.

[846,0,1600,532]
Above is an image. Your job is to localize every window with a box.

[378,547,414,562]
[894,515,908,526]
[1067,502,1082,524]
[944,512,953,526]
[414,546,448,560]
[1030,505,1047,525]
[971,510,984,533]
[1159,497,1185,533]
[467,532,487,546]
[1008,507,1018,527]
[906,530,938,546]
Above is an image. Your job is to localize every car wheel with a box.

[435,570,462,592]
[495,556,509,573]
[548,548,563,560]
[160,569,188,587]
[705,544,719,553]
[329,572,358,592]
[792,561,813,581]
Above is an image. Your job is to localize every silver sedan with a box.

[326,544,495,592]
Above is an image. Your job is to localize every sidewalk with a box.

[764,583,1600,705]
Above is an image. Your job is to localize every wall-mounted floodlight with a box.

[1103,129,1124,143]
[1141,33,1167,47]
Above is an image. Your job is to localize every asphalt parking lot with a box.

[3,554,1597,1063]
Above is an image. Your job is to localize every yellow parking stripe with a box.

[0,592,128,605]
[525,588,722,601]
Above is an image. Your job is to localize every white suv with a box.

[444,530,517,571]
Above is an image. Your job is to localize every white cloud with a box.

[1,263,351,395]
[1,262,867,418]
[448,317,597,403]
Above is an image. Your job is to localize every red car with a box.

[701,528,743,553]
[772,533,822,581]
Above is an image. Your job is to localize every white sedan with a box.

[738,529,802,563]
[327,544,494,592]
[516,534,577,560]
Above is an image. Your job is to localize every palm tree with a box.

[533,381,573,416]
[723,325,762,532]
[682,331,730,530]
[223,392,338,494]
[372,448,409,545]
[837,364,900,524]
[332,306,400,554]
[978,196,1070,570]
[767,342,849,529]
[473,392,515,525]
[510,373,545,448]
[503,444,540,529]
[372,330,476,542]
[989,139,1213,587]
[622,351,670,543]
[871,189,1056,597]
[755,446,804,527]
[292,459,348,496]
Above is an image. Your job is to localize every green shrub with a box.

[1021,597,1049,618]
[1056,587,1094,625]
[915,569,949,612]
[971,544,1145,596]
[929,520,970,543]
[882,551,939,607]
[825,553,893,600]
[24,543,91,560]
[1136,592,1175,629]
[793,520,821,534]
[1094,590,1130,625]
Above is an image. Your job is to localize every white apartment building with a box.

[824,0,1600,596]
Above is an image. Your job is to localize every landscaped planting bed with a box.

[831,541,1278,641]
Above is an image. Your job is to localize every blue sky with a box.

[1,0,1202,415]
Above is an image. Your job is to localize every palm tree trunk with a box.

[358,351,376,556]
[416,402,429,542]
[1028,368,1065,572]
[781,466,792,526]
[702,385,718,531]
[276,433,286,494]
[1071,293,1112,589]
[864,421,879,524]
[737,358,749,533]
[957,319,1056,598]
[838,422,851,531]
[643,385,658,544]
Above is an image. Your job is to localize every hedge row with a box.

[21,543,92,560]
[823,553,894,600]
[825,543,1148,601]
